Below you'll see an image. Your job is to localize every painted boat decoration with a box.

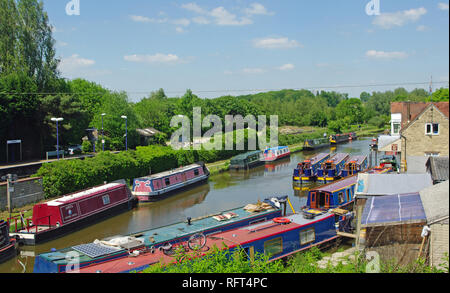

[33,197,286,273]
[303,138,330,150]
[329,132,357,145]
[316,153,350,183]
[0,220,18,264]
[378,155,399,172]
[293,153,330,183]
[68,203,342,273]
[262,146,290,162]
[229,151,264,170]
[341,155,368,178]
[9,182,135,246]
[304,174,358,213]
[132,163,210,202]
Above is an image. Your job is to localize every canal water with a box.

[0,138,374,273]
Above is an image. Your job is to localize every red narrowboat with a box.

[9,182,136,245]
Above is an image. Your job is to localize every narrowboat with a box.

[0,220,18,264]
[304,174,358,212]
[316,153,349,183]
[340,155,368,178]
[132,163,210,202]
[378,155,399,172]
[293,153,330,183]
[303,137,330,150]
[33,197,286,273]
[229,151,264,170]
[69,203,341,273]
[329,132,357,145]
[9,182,135,246]
[262,146,290,162]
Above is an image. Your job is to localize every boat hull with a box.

[11,199,136,246]
[0,239,17,264]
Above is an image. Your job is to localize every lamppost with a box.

[101,113,106,152]
[121,115,127,151]
[51,117,64,160]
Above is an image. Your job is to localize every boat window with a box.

[194,169,199,176]
[102,194,110,205]
[346,190,351,202]
[338,192,344,204]
[264,237,283,257]
[300,228,315,245]
[165,178,170,186]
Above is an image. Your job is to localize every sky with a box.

[44,0,449,101]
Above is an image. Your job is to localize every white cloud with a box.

[181,3,208,14]
[244,3,273,16]
[253,37,302,49]
[210,7,252,26]
[130,15,168,23]
[365,50,408,59]
[175,27,185,33]
[372,7,427,29]
[124,53,180,64]
[277,64,295,71]
[59,54,95,73]
[416,25,428,32]
[438,2,449,11]
[242,67,266,74]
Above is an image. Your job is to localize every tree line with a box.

[1,0,448,162]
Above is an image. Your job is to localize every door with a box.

[310,192,317,209]
[325,193,330,209]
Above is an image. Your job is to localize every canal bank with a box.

[0,138,375,273]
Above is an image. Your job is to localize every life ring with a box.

[273,217,291,224]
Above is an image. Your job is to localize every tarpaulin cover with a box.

[361,193,427,227]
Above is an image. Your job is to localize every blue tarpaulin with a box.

[361,193,427,227]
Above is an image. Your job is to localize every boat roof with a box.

[231,150,262,161]
[305,153,329,163]
[311,174,358,193]
[74,212,335,273]
[326,153,349,163]
[45,183,123,207]
[138,163,204,180]
[346,155,367,165]
[266,146,288,151]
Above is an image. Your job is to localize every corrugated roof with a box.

[356,173,433,197]
[426,157,449,183]
[419,180,449,224]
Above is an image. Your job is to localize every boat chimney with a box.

[187,217,192,225]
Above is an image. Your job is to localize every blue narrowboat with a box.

[316,153,349,183]
[293,153,330,183]
[341,155,368,178]
[33,197,285,273]
[304,174,358,212]
[74,206,340,273]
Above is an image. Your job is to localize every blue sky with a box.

[44,0,449,101]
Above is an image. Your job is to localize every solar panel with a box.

[72,243,121,258]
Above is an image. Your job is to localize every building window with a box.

[300,228,315,245]
[264,237,283,257]
[392,122,401,135]
[425,123,439,135]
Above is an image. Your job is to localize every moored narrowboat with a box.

[293,153,330,183]
[341,155,368,178]
[262,146,290,162]
[132,163,210,202]
[316,153,349,183]
[304,174,358,212]
[0,220,18,264]
[378,155,399,172]
[69,199,342,273]
[230,151,264,170]
[329,132,357,145]
[9,182,135,246]
[303,138,330,150]
[33,197,286,273]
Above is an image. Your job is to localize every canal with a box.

[0,138,374,273]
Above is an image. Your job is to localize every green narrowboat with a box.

[229,150,264,170]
